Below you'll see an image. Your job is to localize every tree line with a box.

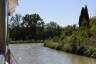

[9,14,61,41]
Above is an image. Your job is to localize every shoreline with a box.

[9,40,44,44]
[44,42,96,59]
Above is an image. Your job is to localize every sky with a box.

[15,0,96,27]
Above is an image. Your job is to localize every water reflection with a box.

[9,43,96,64]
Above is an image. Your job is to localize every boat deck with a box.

[0,55,4,64]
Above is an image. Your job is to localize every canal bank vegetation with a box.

[9,14,61,43]
[44,6,96,58]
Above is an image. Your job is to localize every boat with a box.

[0,0,18,64]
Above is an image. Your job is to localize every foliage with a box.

[52,36,60,42]
[44,40,59,49]
[90,16,96,23]
[79,6,90,28]
[9,14,61,41]
[45,17,96,58]
[9,14,22,28]
[22,14,43,27]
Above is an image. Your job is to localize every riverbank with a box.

[10,40,44,44]
[44,16,96,58]
[44,40,96,58]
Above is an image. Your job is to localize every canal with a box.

[9,43,96,64]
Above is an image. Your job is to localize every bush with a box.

[44,40,59,49]
[52,36,59,42]
[77,45,86,55]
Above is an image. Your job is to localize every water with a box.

[9,43,96,64]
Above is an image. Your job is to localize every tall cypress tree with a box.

[84,6,90,27]
[79,7,85,27]
[79,6,90,28]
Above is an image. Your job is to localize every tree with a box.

[9,14,22,28]
[22,13,44,40]
[79,7,85,27]
[22,14,43,27]
[45,21,61,38]
[90,16,96,25]
[79,6,90,28]
[9,13,46,40]
[46,21,60,30]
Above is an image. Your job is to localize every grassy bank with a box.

[44,40,96,58]
[44,18,96,58]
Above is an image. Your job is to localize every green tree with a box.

[22,14,43,27]
[9,14,22,28]
[45,21,61,38]
[46,21,60,31]
[79,6,90,28]
[22,13,44,40]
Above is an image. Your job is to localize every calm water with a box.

[9,43,96,64]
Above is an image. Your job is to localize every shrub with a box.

[52,36,59,42]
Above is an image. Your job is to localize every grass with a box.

[44,40,59,49]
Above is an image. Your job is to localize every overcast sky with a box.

[15,0,96,27]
